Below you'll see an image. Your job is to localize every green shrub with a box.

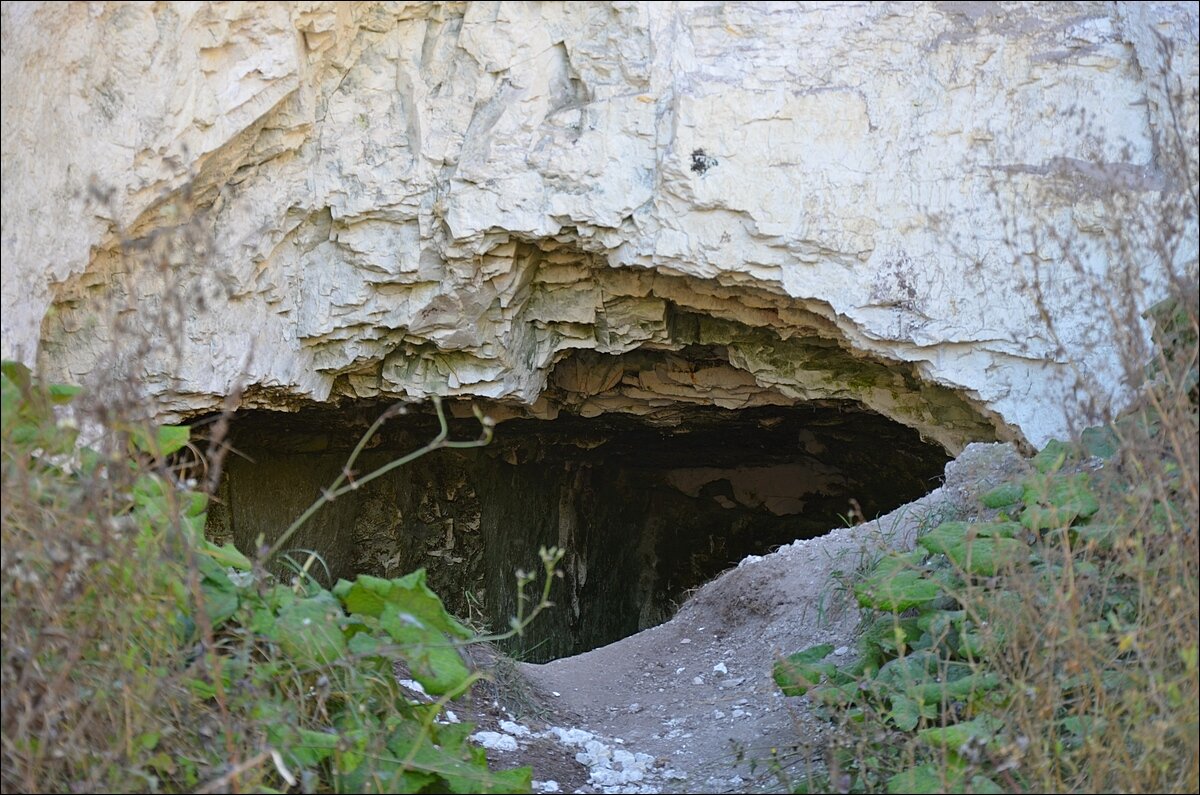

[1,362,556,793]
[773,290,1199,793]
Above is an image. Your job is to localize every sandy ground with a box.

[458,443,1025,794]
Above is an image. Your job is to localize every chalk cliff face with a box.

[3,2,1197,449]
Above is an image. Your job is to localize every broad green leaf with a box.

[335,570,471,639]
[914,672,1001,703]
[156,425,190,456]
[920,520,1020,546]
[980,482,1023,508]
[848,645,885,678]
[974,521,1022,538]
[918,714,1004,753]
[855,570,940,611]
[0,369,22,432]
[196,553,240,628]
[855,555,941,611]
[1059,715,1108,748]
[335,761,433,795]
[380,607,470,696]
[1081,425,1119,459]
[0,360,32,390]
[468,765,533,795]
[871,653,1000,708]
[184,490,208,517]
[198,579,240,630]
[130,423,190,458]
[887,763,949,793]
[1021,505,1070,533]
[808,681,858,708]
[1046,473,1099,516]
[957,630,987,659]
[886,759,988,794]
[773,644,836,696]
[275,593,347,666]
[920,524,1026,576]
[918,523,964,555]
[347,631,385,657]
[47,383,83,404]
[199,540,251,570]
[973,589,1021,623]
[889,693,922,731]
[968,776,1005,794]
[1022,473,1099,531]
[784,643,836,664]
[874,652,942,688]
[861,615,922,656]
[1032,439,1071,474]
[950,537,1026,575]
[917,609,966,635]
[293,728,339,767]
[269,725,339,769]
[384,721,532,795]
[187,677,218,700]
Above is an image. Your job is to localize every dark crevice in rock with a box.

[205,397,949,662]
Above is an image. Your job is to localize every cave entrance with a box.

[206,399,951,662]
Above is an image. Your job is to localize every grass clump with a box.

[1,363,557,793]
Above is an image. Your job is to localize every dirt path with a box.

[467,444,1023,793]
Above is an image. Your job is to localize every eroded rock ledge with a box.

[44,233,1005,452]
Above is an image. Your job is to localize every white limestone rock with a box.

[3,2,1196,448]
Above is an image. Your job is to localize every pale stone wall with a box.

[3,2,1196,448]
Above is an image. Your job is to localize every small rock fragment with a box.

[499,719,530,736]
[471,731,518,752]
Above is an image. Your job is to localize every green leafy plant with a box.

[1,363,560,793]
[775,408,1196,792]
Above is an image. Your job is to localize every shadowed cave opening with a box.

[205,399,951,662]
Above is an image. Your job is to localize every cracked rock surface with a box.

[4,2,1196,446]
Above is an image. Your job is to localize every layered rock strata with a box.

[3,2,1197,448]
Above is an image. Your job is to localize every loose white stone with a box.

[545,727,595,746]
[470,731,518,752]
[499,720,531,737]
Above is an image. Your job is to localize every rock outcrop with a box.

[3,2,1197,449]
